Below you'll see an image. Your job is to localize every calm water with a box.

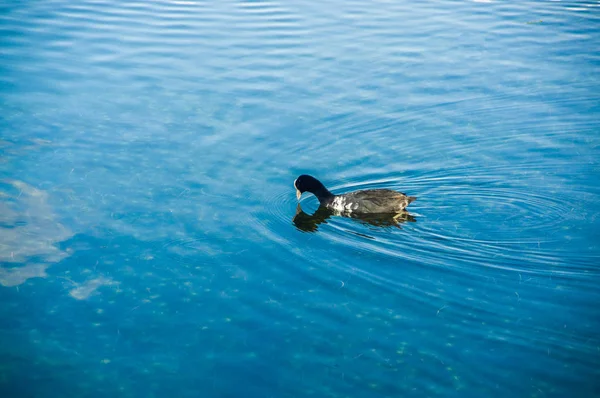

[1,0,599,396]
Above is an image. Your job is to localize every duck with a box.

[294,174,416,214]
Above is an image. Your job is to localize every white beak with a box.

[294,178,301,200]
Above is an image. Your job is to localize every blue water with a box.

[1,0,599,396]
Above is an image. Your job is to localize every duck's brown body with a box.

[326,189,416,214]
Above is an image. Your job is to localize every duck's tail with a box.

[407,196,417,204]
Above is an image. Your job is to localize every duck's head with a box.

[294,175,330,201]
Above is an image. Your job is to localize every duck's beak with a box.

[294,178,301,200]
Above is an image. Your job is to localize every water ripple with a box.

[2,0,599,396]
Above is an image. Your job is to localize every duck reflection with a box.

[292,204,416,232]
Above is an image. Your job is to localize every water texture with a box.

[1,0,599,397]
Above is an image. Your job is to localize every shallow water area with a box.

[1,0,600,397]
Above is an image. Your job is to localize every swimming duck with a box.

[294,175,416,214]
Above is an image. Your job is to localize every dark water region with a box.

[1,0,599,397]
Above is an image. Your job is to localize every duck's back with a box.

[328,189,416,214]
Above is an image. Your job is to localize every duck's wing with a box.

[343,189,416,213]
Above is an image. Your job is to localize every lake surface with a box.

[1,0,599,396]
